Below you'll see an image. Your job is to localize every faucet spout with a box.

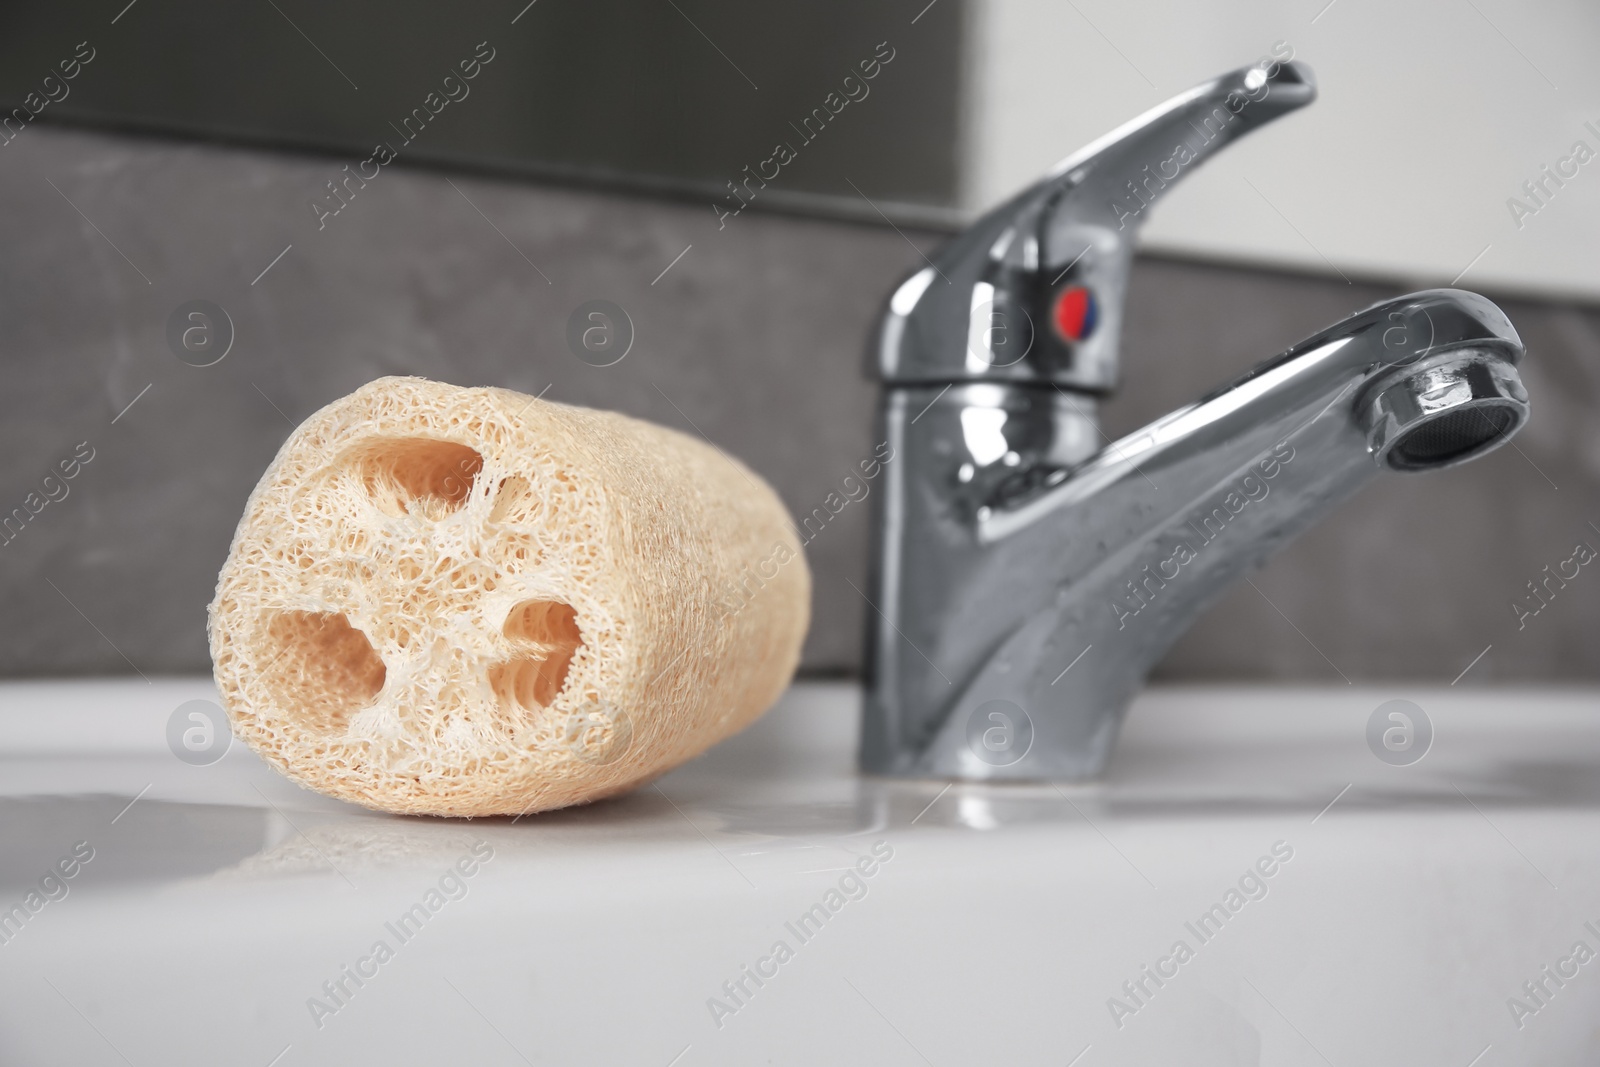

[986,290,1527,547]
[861,290,1529,779]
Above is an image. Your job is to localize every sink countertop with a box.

[2,678,1599,1065]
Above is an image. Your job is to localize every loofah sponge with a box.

[208,376,809,817]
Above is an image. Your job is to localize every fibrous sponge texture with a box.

[208,376,809,816]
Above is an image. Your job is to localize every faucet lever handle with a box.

[877,57,1315,392]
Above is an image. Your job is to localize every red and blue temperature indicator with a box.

[1052,286,1098,343]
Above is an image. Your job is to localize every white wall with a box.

[962,0,1600,299]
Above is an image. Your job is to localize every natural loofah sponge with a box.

[209,376,808,817]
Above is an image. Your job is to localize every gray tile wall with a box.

[1,125,1595,682]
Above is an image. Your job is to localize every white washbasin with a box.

[1,679,1597,1065]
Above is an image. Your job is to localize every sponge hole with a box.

[504,599,580,649]
[492,600,582,711]
[489,656,571,713]
[353,438,483,519]
[261,611,386,733]
[487,475,543,525]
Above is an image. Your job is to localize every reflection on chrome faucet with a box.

[860,60,1532,781]
[1111,439,1295,631]
[1113,42,1297,231]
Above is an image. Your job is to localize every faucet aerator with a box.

[1361,352,1530,472]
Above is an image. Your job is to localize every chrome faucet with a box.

[860,60,1531,780]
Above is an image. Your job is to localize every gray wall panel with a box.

[0,126,1594,682]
